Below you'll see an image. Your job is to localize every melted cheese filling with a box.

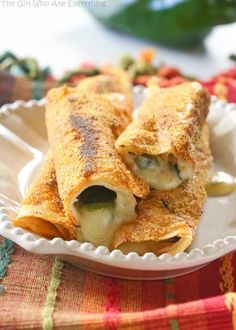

[206,171,236,196]
[126,153,193,190]
[74,185,136,246]
[80,204,115,242]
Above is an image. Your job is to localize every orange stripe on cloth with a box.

[119,280,142,312]
[53,266,110,329]
[117,280,142,330]
[219,253,235,293]
[80,272,107,313]
[0,244,55,329]
[225,292,236,330]
[54,270,108,329]
[53,262,86,327]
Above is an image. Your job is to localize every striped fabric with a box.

[0,67,236,329]
[0,242,236,329]
[0,70,55,106]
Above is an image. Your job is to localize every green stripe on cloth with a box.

[31,80,44,100]
[164,278,180,330]
[0,238,14,295]
[42,257,64,330]
[171,319,179,330]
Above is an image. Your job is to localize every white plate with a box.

[0,89,236,280]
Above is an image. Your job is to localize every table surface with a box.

[0,6,236,79]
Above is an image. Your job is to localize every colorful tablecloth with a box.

[0,62,236,330]
[1,237,236,329]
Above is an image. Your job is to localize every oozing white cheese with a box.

[177,160,193,181]
[80,207,114,244]
[126,154,192,190]
[73,184,136,246]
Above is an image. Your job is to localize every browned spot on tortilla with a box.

[69,114,97,177]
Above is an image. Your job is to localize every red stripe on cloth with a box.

[198,258,222,298]
[103,278,120,330]
[177,299,208,330]
[175,268,200,303]
[203,294,233,330]
[122,279,168,330]
[141,280,166,311]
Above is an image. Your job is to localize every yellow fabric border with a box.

[225,292,236,330]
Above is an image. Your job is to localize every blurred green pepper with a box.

[0,51,52,81]
[87,0,236,47]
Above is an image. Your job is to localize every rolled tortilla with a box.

[46,85,148,247]
[77,73,133,131]
[78,67,131,99]
[14,73,137,242]
[13,152,76,240]
[113,124,212,255]
[115,80,210,190]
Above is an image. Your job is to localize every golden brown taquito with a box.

[116,80,210,190]
[113,124,212,255]
[46,81,147,247]
[13,152,76,240]
[76,73,133,134]
[14,72,138,243]
[78,67,131,99]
